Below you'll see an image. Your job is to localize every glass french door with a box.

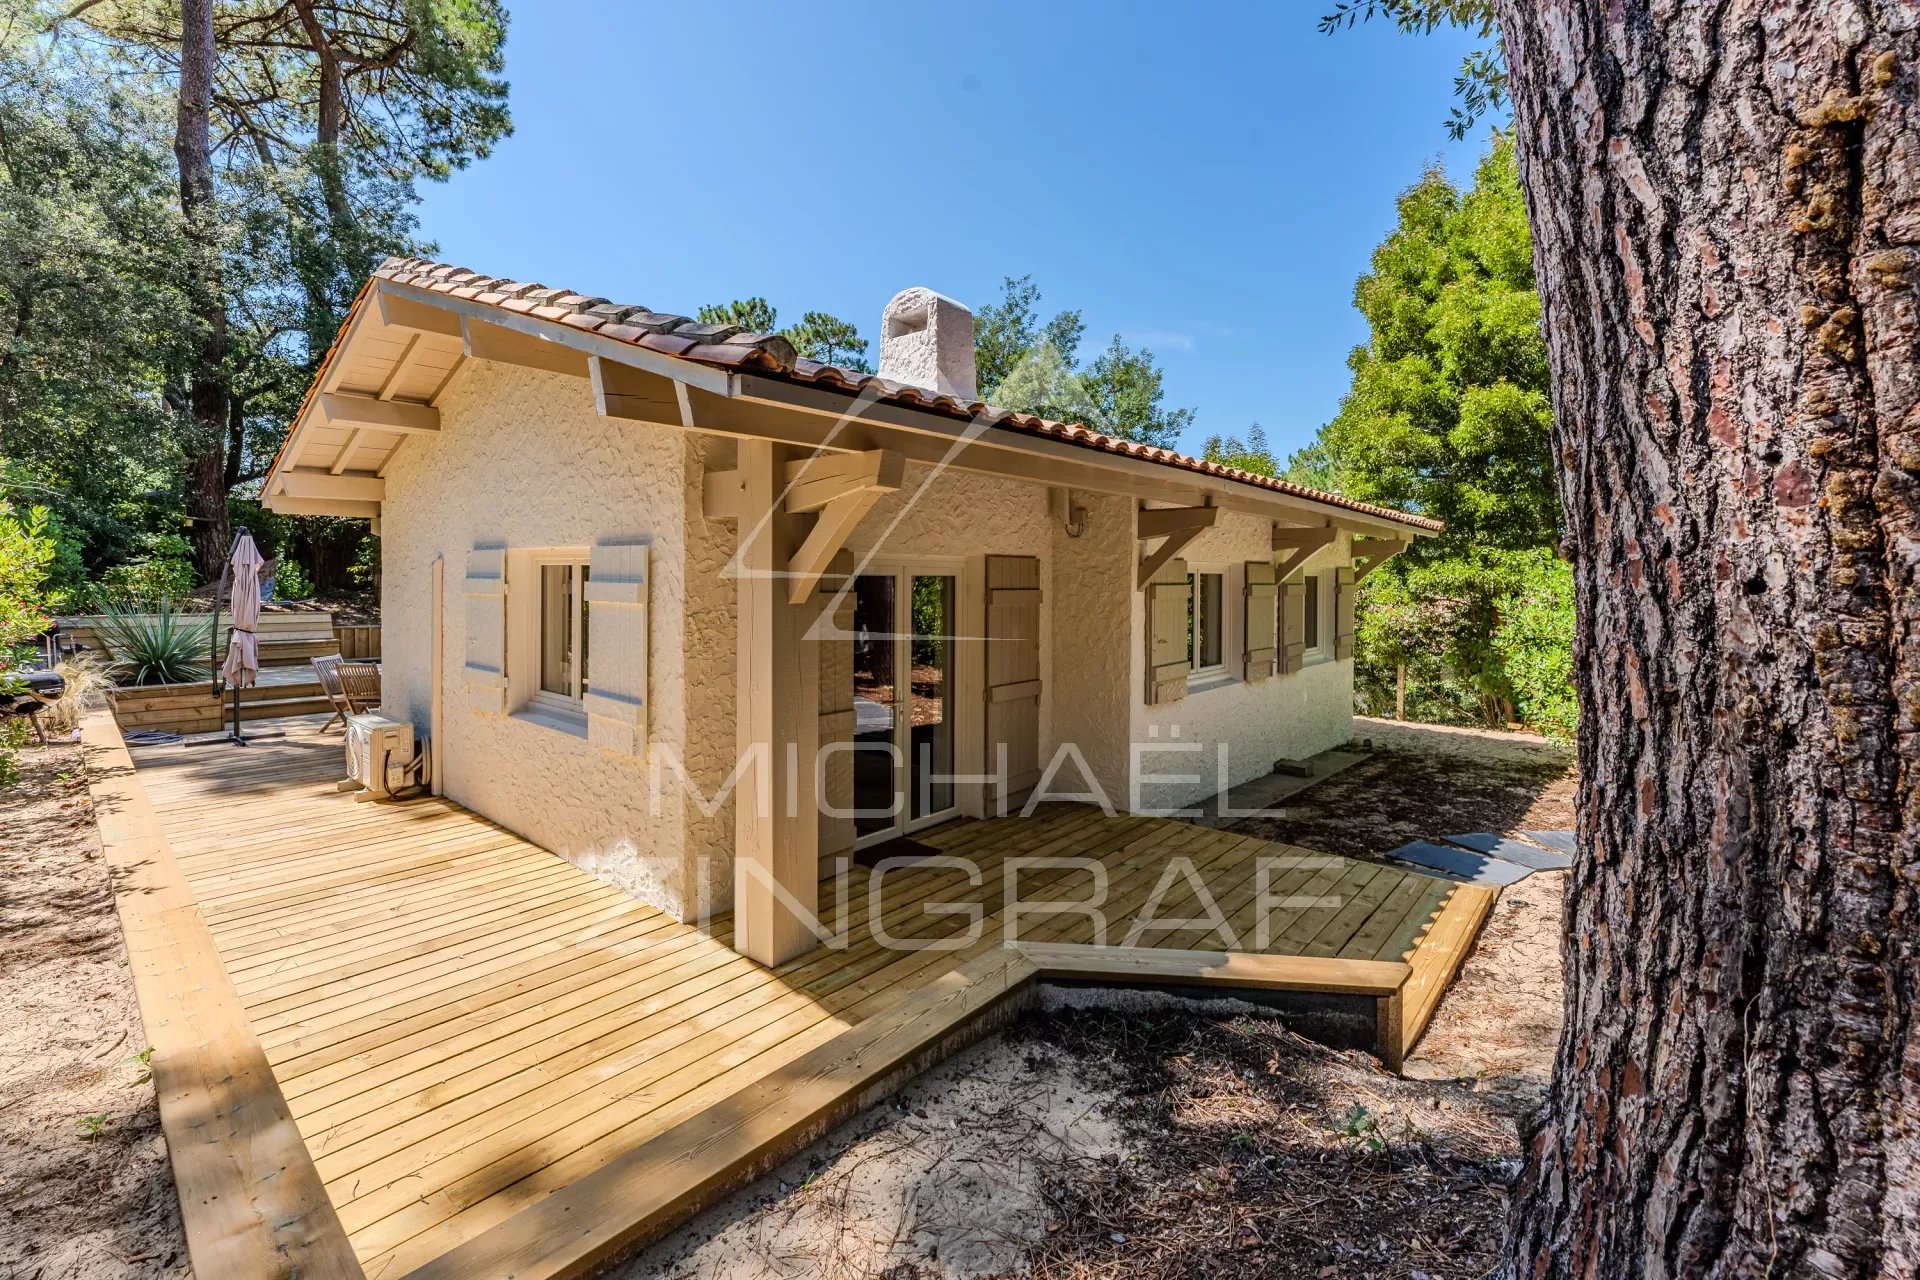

[852,566,956,845]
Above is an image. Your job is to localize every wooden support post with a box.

[1395,663,1407,720]
[734,439,823,967]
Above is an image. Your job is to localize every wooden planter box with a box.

[108,673,333,734]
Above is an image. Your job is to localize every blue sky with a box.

[411,2,1493,462]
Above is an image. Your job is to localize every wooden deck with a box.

[90,713,1493,1280]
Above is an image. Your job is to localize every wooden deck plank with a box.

[82,712,365,1280]
[114,722,1494,1280]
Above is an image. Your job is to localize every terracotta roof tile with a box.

[338,256,1443,534]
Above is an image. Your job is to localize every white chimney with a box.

[879,287,976,401]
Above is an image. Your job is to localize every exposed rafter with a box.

[462,315,589,378]
[278,470,385,503]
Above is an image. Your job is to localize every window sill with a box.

[1185,670,1238,695]
[512,704,590,740]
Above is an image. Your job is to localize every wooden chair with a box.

[336,660,383,715]
[312,655,350,732]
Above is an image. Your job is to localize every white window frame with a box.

[1302,571,1327,661]
[513,547,592,727]
[1187,567,1230,683]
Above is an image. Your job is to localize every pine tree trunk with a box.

[1496,3,1919,1275]
[174,0,229,581]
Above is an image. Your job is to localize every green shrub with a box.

[94,601,212,686]
[1495,552,1578,742]
[1355,547,1577,741]
[274,558,314,600]
[0,502,57,787]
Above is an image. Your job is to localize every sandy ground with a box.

[618,718,1576,1279]
[0,741,187,1279]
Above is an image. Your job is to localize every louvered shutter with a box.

[818,552,856,859]
[463,545,508,713]
[1279,579,1307,675]
[1243,560,1277,681]
[1333,565,1357,660]
[984,554,1043,813]
[582,541,649,755]
[1144,557,1190,705]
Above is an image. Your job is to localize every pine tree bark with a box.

[174,0,230,581]
[1496,3,1919,1275]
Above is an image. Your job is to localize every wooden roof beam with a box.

[1352,535,1411,582]
[1272,525,1338,582]
[782,449,904,514]
[277,470,385,503]
[1137,503,1218,588]
[319,391,439,435]
[462,315,590,379]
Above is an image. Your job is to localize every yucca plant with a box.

[94,601,213,687]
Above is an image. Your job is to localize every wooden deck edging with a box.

[1016,942,1415,1067]
[396,947,1038,1280]
[81,711,365,1280]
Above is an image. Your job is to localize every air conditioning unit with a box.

[345,712,419,798]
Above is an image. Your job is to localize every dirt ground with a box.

[624,717,1577,1279]
[0,741,188,1279]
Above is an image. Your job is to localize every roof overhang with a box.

[264,276,1439,541]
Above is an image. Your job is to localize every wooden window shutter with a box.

[984,554,1043,813]
[1279,579,1307,675]
[818,551,856,858]
[1242,560,1277,681]
[463,545,508,713]
[582,541,649,755]
[1144,556,1191,705]
[1333,565,1357,660]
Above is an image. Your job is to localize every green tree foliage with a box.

[974,276,1193,449]
[973,274,1085,402]
[1301,135,1573,736]
[697,297,778,333]
[783,311,871,372]
[2,0,512,593]
[0,500,56,785]
[1318,1,1503,140]
[0,24,193,570]
[1202,424,1278,476]
[698,298,873,372]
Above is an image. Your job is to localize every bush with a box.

[1495,553,1578,742]
[94,601,212,686]
[1354,546,1577,740]
[0,502,57,786]
[274,558,314,600]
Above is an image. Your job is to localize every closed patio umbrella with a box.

[218,530,263,744]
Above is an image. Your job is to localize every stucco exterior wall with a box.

[1128,511,1356,812]
[380,361,732,921]
[1047,491,1135,804]
[379,369,1364,914]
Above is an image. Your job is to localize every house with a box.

[261,257,1440,967]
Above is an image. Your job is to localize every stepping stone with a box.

[1443,832,1572,871]
[1524,830,1577,856]
[1385,840,1535,886]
